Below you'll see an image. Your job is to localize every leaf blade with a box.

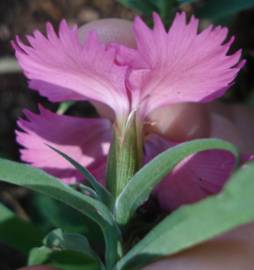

[115,139,238,225]
[47,145,112,206]
[0,158,120,269]
[116,162,254,270]
[43,228,105,269]
[29,247,102,270]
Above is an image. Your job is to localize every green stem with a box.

[106,115,142,200]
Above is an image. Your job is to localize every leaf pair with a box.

[0,158,120,269]
[115,139,238,225]
[115,161,254,269]
[48,145,112,206]
[1,137,254,270]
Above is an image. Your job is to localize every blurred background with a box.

[1,0,254,269]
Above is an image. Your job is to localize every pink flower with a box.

[14,13,244,210]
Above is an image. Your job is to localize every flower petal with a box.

[117,12,244,117]
[144,135,236,211]
[16,106,111,184]
[12,20,129,120]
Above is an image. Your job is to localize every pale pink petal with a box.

[12,20,129,120]
[16,106,111,184]
[144,135,236,211]
[116,12,244,117]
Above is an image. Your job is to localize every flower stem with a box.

[106,114,142,200]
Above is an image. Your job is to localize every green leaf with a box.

[29,228,104,269]
[115,138,238,225]
[197,0,254,20]
[43,229,99,260]
[32,195,103,241]
[76,183,100,199]
[48,145,112,206]
[28,246,52,265]
[44,229,84,249]
[48,250,102,270]
[115,162,254,270]
[0,202,44,254]
[29,248,102,270]
[0,158,121,269]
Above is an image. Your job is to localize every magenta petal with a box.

[117,12,244,117]
[16,106,111,184]
[12,20,129,119]
[144,135,236,211]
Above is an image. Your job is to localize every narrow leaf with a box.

[115,139,238,225]
[75,183,100,199]
[32,195,103,240]
[115,162,254,270]
[0,158,120,269]
[28,246,52,265]
[48,145,112,206]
